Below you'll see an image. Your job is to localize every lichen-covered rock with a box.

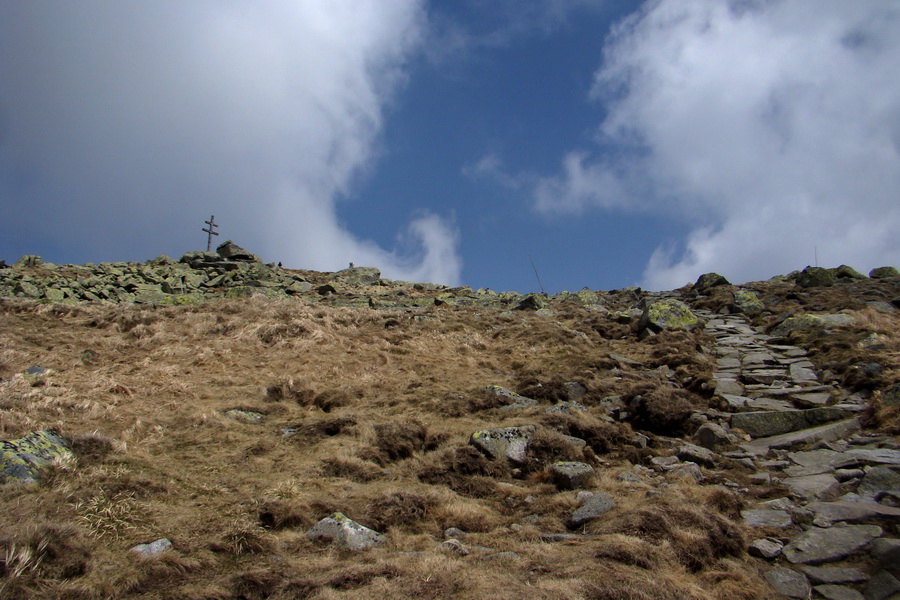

[14,254,42,268]
[869,266,899,279]
[469,426,535,465]
[306,512,385,550]
[515,294,546,311]
[796,266,835,288]
[334,266,381,286]
[693,272,730,291]
[225,409,265,423]
[733,290,764,315]
[639,298,700,333]
[550,461,594,490]
[1,429,73,484]
[770,313,854,337]
[833,265,866,280]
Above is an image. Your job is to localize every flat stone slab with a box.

[715,380,745,397]
[764,567,811,598]
[742,509,793,528]
[742,368,789,385]
[740,418,861,456]
[782,524,882,565]
[792,392,832,407]
[790,362,819,383]
[783,473,841,501]
[567,492,615,529]
[745,397,795,412]
[813,584,864,600]
[731,407,853,438]
[786,448,900,476]
[808,500,900,526]
[799,566,868,584]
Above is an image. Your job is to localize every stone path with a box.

[697,310,900,600]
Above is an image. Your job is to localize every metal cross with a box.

[202,215,219,251]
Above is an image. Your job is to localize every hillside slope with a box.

[1,254,898,600]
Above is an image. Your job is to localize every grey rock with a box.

[771,313,854,337]
[733,290,765,315]
[130,538,173,557]
[790,362,819,383]
[731,408,852,438]
[225,409,264,423]
[746,397,796,412]
[563,381,587,401]
[815,585,865,600]
[676,443,717,467]
[749,537,784,558]
[809,500,900,526]
[792,392,833,408]
[865,570,900,600]
[742,509,793,529]
[216,240,256,261]
[859,466,900,501]
[444,527,467,539]
[782,524,882,565]
[484,385,539,408]
[608,353,645,367]
[567,492,615,529]
[799,566,868,585]
[546,401,587,415]
[14,254,42,267]
[666,462,704,482]
[693,272,730,291]
[439,539,469,556]
[764,567,811,598]
[783,473,841,501]
[694,423,735,450]
[871,538,900,577]
[306,512,385,550]
[550,461,594,490]
[740,418,861,456]
[469,426,535,465]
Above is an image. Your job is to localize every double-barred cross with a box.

[202,215,219,251]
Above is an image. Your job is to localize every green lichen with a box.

[1,429,73,484]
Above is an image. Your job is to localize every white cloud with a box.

[0,1,461,284]
[535,0,900,289]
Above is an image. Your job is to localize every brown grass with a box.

[1,284,882,599]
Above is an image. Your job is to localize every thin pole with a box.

[529,254,546,295]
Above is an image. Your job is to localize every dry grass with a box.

[1,283,886,599]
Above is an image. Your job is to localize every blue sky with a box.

[2,1,899,293]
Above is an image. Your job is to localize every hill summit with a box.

[1,246,898,600]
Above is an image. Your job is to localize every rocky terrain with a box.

[0,242,898,600]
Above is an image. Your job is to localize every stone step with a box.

[740,418,862,456]
[731,407,855,438]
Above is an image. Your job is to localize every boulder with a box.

[469,426,535,465]
[306,513,385,550]
[796,266,835,288]
[764,567,811,599]
[639,298,700,333]
[14,254,42,268]
[733,290,765,315]
[749,538,784,559]
[485,385,539,409]
[865,570,900,600]
[834,265,866,280]
[515,294,546,311]
[676,443,717,467]
[814,584,865,600]
[769,313,855,336]
[1,429,73,484]
[216,240,256,261]
[858,466,900,501]
[694,423,735,450]
[782,524,882,565]
[869,266,899,279]
[693,272,730,292]
[567,492,615,529]
[799,566,868,585]
[550,462,594,490]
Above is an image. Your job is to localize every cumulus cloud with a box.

[535,0,900,289]
[0,1,461,284]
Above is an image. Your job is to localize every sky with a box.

[1,0,898,293]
